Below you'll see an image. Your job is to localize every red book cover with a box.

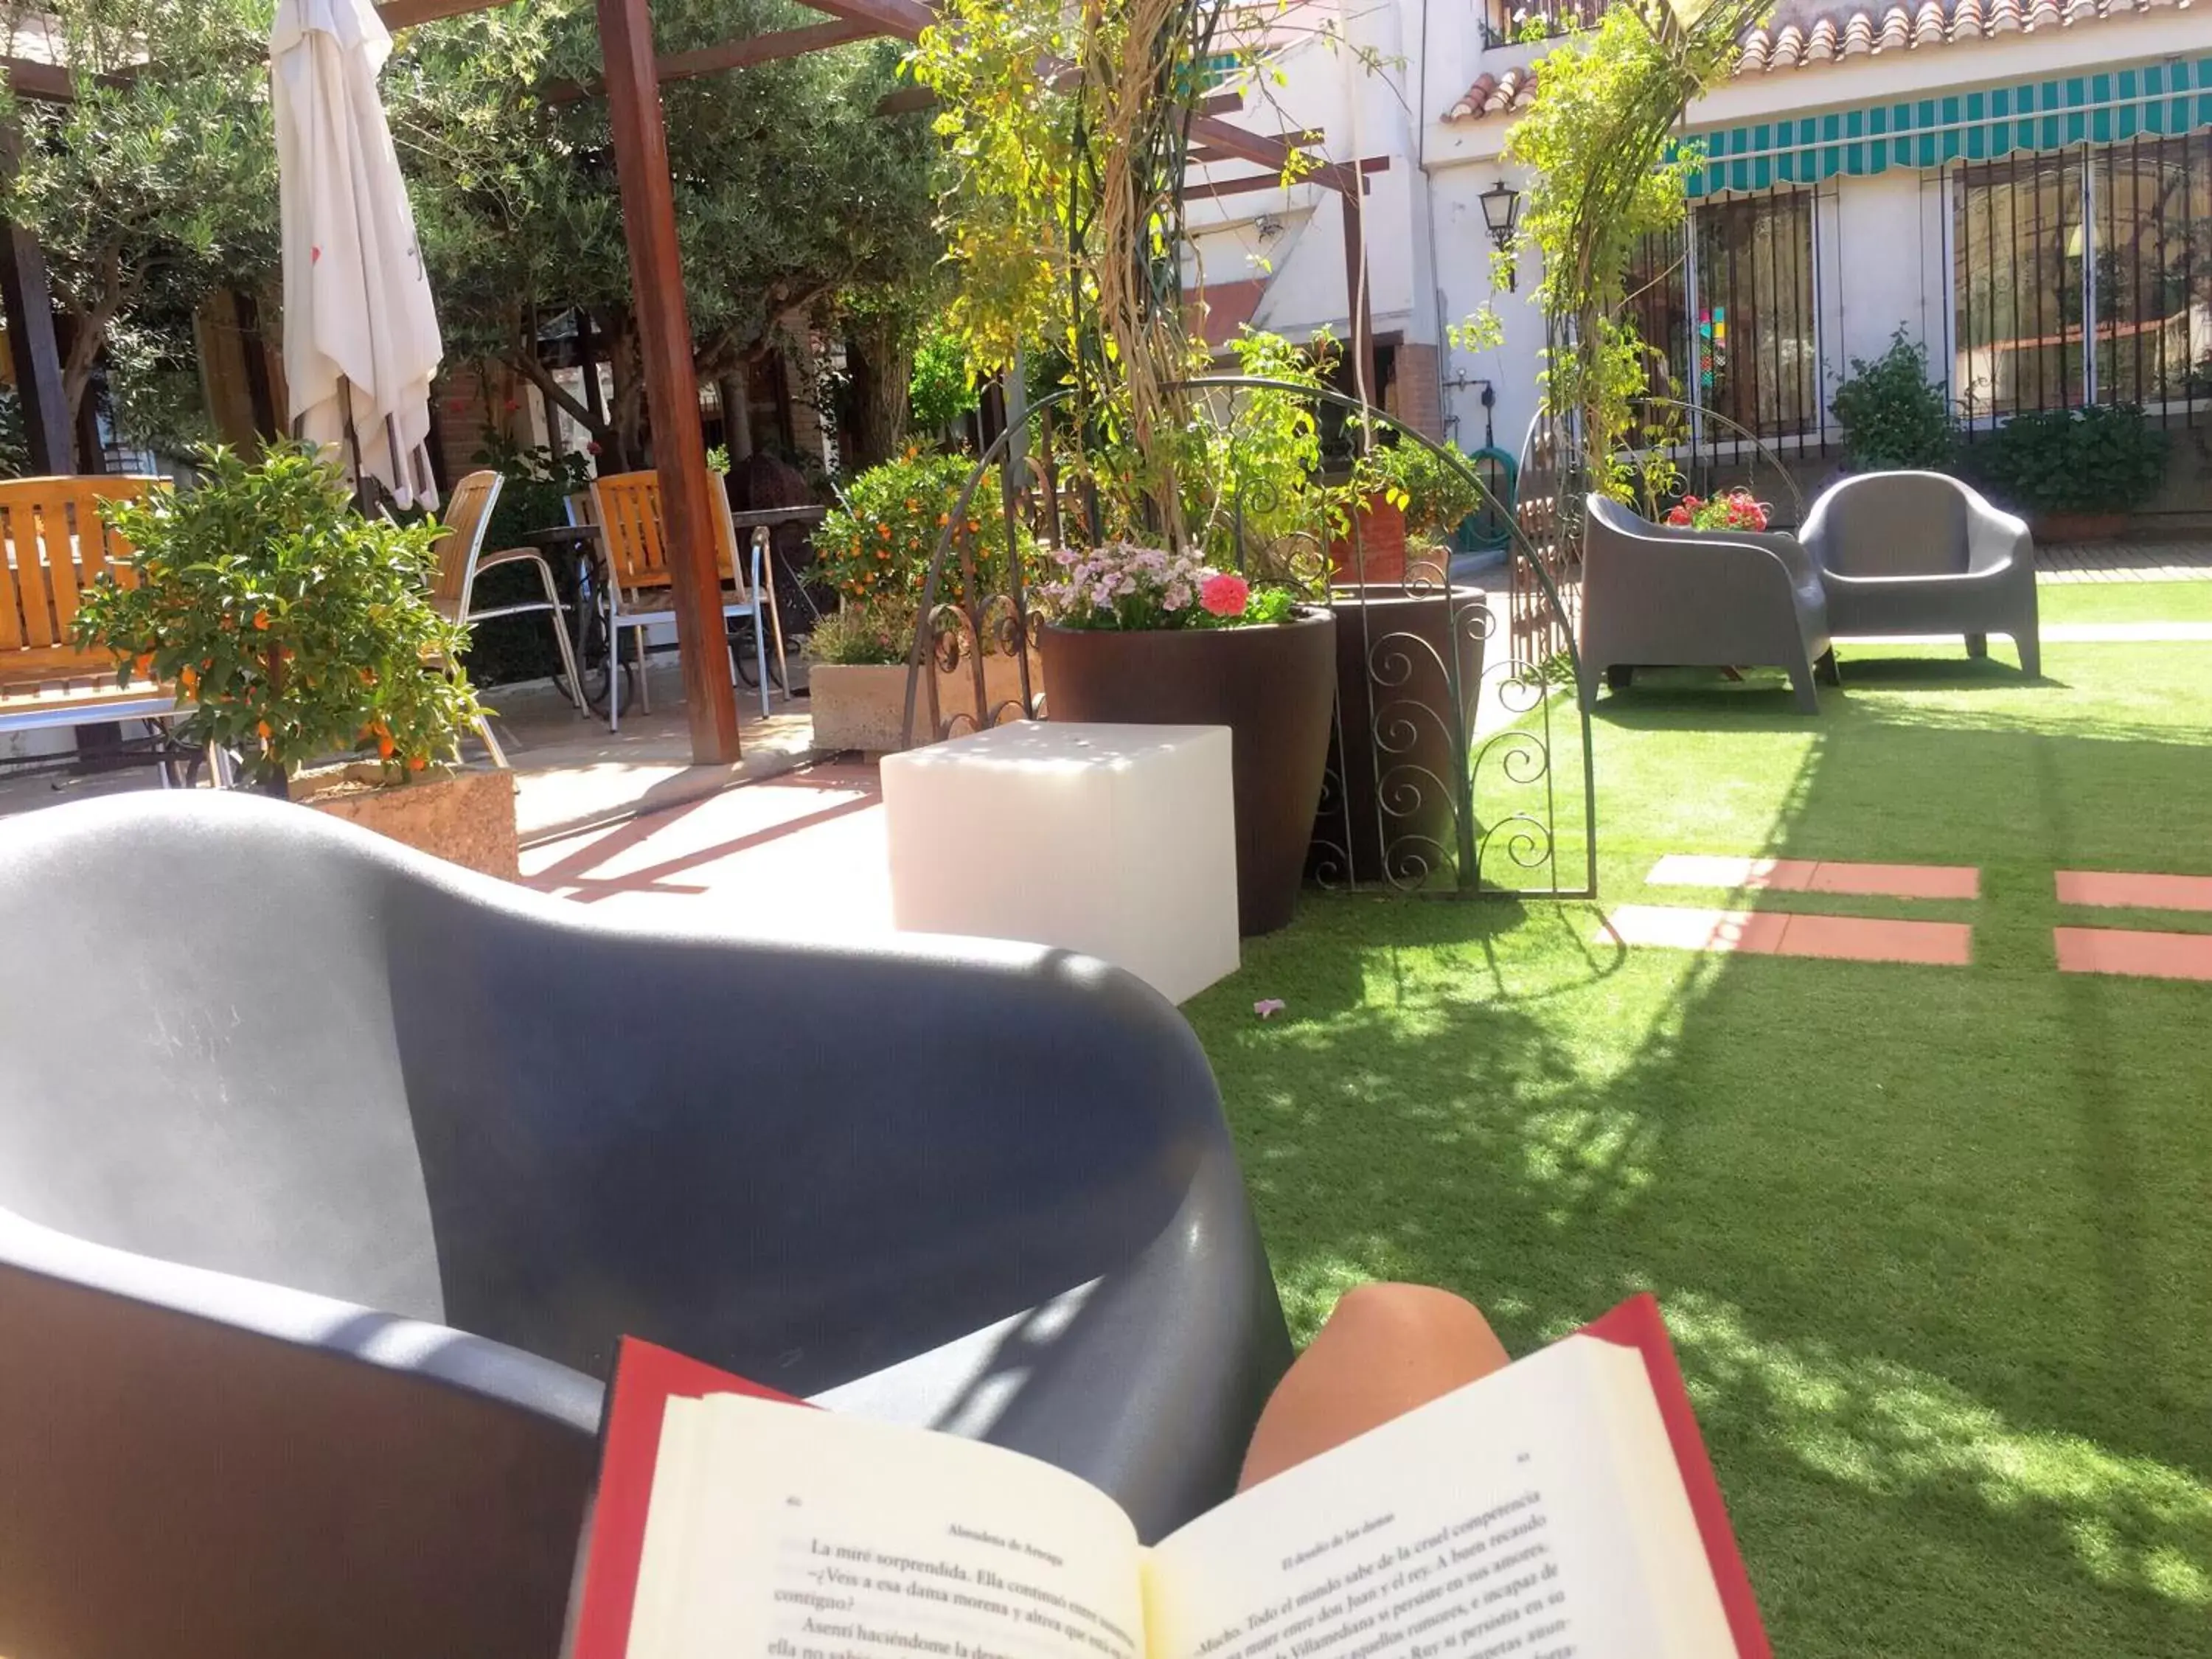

[568,1339,803,1659]
[1579,1293,1771,1659]
[571,1299,1767,1659]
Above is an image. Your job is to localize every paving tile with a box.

[1648,855,1977,900]
[1601,904,1789,953]
[1603,904,1970,966]
[1805,860,1980,900]
[2053,927,2212,982]
[1646,854,1813,891]
[1776,913,1972,966]
[2055,870,2212,914]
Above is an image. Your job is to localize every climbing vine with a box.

[1464,1,1770,507]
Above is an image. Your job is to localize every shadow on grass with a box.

[1192,681,2212,1658]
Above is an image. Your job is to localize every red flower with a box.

[587,441,603,456]
[1664,506,1691,526]
[1200,571,1251,618]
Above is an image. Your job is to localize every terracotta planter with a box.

[292,764,518,880]
[2031,511,2128,543]
[1327,491,1409,585]
[1040,609,1337,936]
[1310,585,1486,886]
[809,654,1040,754]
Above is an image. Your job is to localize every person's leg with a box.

[1239,1284,1511,1491]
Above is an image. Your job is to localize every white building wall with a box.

[1194,1,2212,466]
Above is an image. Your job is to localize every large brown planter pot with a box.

[1040,609,1337,936]
[292,765,520,880]
[1310,585,1486,886]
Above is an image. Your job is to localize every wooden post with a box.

[1339,172,1376,408]
[594,0,742,764]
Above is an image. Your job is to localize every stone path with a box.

[2037,543,2212,583]
[1607,856,2212,982]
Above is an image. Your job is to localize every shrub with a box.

[815,449,1039,608]
[1829,327,1955,471]
[1974,404,2169,517]
[808,598,918,667]
[1354,438,1483,546]
[72,442,481,790]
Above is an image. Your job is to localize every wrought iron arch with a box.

[899,375,1599,900]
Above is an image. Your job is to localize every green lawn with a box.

[2040,578,2212,625]
[1184,602,2212,1658]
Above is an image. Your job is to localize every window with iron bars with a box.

[1624,189,1820,442]
[1952,134,2212,421]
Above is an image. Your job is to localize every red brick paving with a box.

[1601,904,1972,966]
[1647,855,1978,901]
[2053,927,2212,982]
[2054,870,2212,914]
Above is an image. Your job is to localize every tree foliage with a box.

[0,0,279,439]
[392,0,943,468]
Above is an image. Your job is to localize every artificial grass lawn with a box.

[2039,577,2212,625]
[1183,625,2212,1658]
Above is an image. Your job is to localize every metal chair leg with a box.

[475,712,509,770]
[521,555,586,713]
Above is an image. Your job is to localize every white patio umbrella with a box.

[271,0,443,509]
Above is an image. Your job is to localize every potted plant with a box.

[1037,544,1335,935]
[811,449,1043,748]
[72,443,515,877]
[914,0,1343,931]
[1663,487,1772,532]
[1973,404,2168,542]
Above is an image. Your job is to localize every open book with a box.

[570,1295,1767,1659]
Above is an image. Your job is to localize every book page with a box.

[1143,1336,1732,1659]
[628,1394,1148,1659]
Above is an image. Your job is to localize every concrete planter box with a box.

[292,764,520,880]
[810,654,1040,754]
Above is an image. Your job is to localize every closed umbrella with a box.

[271,0,442,509]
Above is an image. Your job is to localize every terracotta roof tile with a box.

[1444,0,2191,119]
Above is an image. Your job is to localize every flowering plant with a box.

[1040,542,1297,631]
[1664,488,1770,532]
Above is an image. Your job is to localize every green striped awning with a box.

[1681,55,2212,198]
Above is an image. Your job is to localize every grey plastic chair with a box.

[0,792,1290,1659]
[1578,494,1836,714]
[1799,471,2041,675]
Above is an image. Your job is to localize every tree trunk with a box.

[844,319,909,471]
[719,364,753,460]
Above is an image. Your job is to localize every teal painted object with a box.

[1676,54,2212,198]
[1455,445,1518,554]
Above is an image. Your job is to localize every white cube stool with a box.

[880,722,1239,1004]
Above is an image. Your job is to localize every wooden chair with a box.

[588,469,788,729]
[430,470,585,712]
[0,476,182,754]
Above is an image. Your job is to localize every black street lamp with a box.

[1479,180,1522,291]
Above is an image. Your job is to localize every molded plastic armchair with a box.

[0,793,1291,1659]
[1578,494,1836,713]
[1800,471,2041,675]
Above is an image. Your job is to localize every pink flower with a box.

[1200,572,1251,618]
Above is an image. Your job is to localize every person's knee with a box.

[1319,1282,1503,1358]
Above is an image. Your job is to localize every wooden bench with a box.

[0,476,178,743]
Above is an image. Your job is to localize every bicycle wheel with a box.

[555,576,622,714]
